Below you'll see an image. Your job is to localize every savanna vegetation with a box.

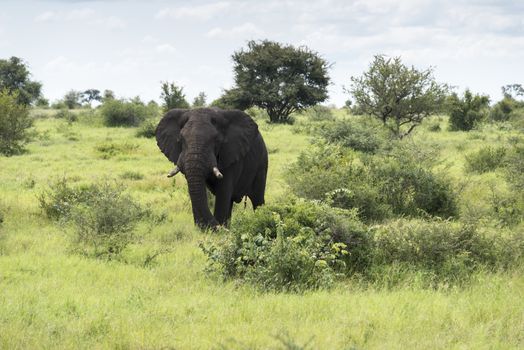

[1,48,524,348]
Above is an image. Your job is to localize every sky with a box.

[0,0,523,106]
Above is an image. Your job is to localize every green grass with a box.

[0,112,523,349]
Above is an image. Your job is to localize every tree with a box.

[82,89,102,104]
[160,81,189,111]
[0,90,33,156]
[349,55,448,139]
[102,89,115,101]
[192,92,207,108]
[63,90,82,109]
[448,90,490,131]
[502,84,524,99]
[228,40,330,123]
[0,56,42,106]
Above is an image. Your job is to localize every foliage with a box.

[201,198,369,292]
[504,144,524,192]
[62,90,83,109]
[53,108,77,123]
[95,141,139,159]
[302,105,334,122]
[287,144,457,222]
[315,117,388,153]
[349,55,447,139]
[464,146,507,174]
[99,98,155,127]
[192,92,207,108]
[135,119,157,138]
[39,179,146,258]
[502,84,524,99]
[448,90,490,131]
[160,81,190,111]
[0,56,42,105]
[369,219,524,286]
[81,89,102,104]
[0,90,33,156]
[227,40,330,123]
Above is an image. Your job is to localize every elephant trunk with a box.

[185,165,218,229]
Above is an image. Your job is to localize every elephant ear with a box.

[155,109,189,164]
[218,110,259,169]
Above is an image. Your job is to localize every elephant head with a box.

[156,108,258,228]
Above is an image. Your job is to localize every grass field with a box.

[1,110,523,349]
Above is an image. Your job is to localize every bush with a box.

[287,144,458,222]
[464,146,507,174]
[200,198,370,292]
[135,119,157,138]
[0,90,33,156]
[368,218,524,286]
[39,179,146,258]
[100,99,154,127]
[303,105,334,122]
[315,117,387,153]
[95,141,139,159]
[489,97,517,122]
[54,108,78,123]
[448,90,490,131]
[504,144,524,192]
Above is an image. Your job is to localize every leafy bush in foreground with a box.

[39,179,146,258]
[201,199,370,292]
[464,146,507,174]
[0,90,33,156]
[201,199,524,291]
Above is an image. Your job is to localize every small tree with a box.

[0,56,42,106]
[192,91,207,108]
[448,90,490,131]
[502,84,524,99]
[349,55,447,139]
[0,90,33,156]
[82,89,102,105]
[63,90,82,109]
[228,40,330,123]
[102,89,115,101]
[160,81,190,111]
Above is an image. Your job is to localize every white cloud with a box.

[156,2,231,21]
[35,8,94,22]
[155,43,176,54]
[206,22,263,39]
[94,16,126,29]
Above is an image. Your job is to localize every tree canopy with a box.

[349,55,447,139]
[226,40,330,123]
[0,56,42,106]
[160,81,190,111]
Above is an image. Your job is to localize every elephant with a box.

[155,107,268,229]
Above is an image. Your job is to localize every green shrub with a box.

[0,90,33,156]
[200,198,370,292]
[368,218,524,286]
[54,108,78,123]
[39,179,146,258]
[504,144,524,192]
[315,117,387,153]
[489,97,517,122]
[303,105,334,122]
[448,90,489,131]
[287,144,458,222]
[464,146,507,174]
[135,119,157,138]
[100,99,154,127]
[95,141,139,159]
[120,171,144,180]
[427,121,441,132]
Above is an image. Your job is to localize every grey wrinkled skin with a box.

[156,108,268,229]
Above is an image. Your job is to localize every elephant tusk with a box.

[213,167,223,179]
[167,166,180,178]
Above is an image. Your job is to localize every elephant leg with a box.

[213,181,234,225]
[249,168,267,209]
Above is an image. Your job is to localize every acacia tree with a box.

[227,40,330,123]
[0,56,42,106]
[350,55,447,139]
